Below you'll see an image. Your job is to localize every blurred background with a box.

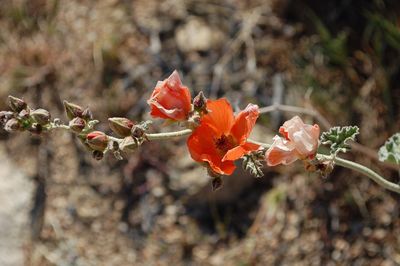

[0,0,400,265]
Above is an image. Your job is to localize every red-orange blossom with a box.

[187,99,260,175]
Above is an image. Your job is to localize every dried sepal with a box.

[119,136,140,153]
[304,159,335,178]
[242,150,265,178]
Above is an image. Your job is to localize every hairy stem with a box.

[320,155,400,193]
[146,129,193,140]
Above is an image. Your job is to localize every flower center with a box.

[214,134,236,156]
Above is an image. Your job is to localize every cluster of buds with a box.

[64,100,152,161]
[108,118,150,154]
[63,101,109,160]
[0,96,51,134]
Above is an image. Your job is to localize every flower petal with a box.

[187,117,237,175]
[187,123,218,162]
[230,103,259,144]
[222,142,260,161]
[279,116,320,158]
[265,136,299,166]
[147,70,192,121]
[201,98,234,135]
[223,146,246,161]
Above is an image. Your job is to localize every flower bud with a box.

[92,150,104,160]
[0,111,14,126]
[86,131,108,151]
[4,118,21,132]
[119,136,138,153]
[31,109,51,125]
[8,96,27,112]
[193,91,207,113]
[131,125,145,139]
[63,100,84,120]
[82,108,93,120]
[18,109,30,119]
[108,117,134,137]
[0,111,14,120]
[28,123,42,134]
[211,177,223,191]
[69,117,86,133]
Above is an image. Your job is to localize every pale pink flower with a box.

[266,116,320,166]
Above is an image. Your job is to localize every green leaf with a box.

[242,150,265,178]
[321,126,359,156]
[378,133,400,164]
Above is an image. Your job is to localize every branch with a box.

[146,129,193,140]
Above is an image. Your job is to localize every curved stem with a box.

[318,154,400,194]
[249,138,400,193]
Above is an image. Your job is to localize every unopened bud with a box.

[4,118,21,132]
[18,109,30,119]
[207,166,223,191]
[8,96,27,112]
[82,108,93,120]
[112,141,119,151]
[211,177,223,191]
[28,123,42,134]
[131,125,145,139]
[193,91,207,113]
[31,109,51,125]
[0,111,14,120]
[69,117,86,133]
[108,117,134,137]
[119,136,138,153]
[0,111,14,126]
[86,131,108,151]
[92,150,104,160]
[63,100,84,120]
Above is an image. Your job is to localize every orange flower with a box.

[266,116,320,166]
[187,99,260,175]
[147,70,192,121]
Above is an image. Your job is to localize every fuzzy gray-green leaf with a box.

[378,133,400,164]
[320,126,359,155]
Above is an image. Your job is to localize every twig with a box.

[210,8,263,98]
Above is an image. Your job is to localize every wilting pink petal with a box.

[266,116,320,166]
